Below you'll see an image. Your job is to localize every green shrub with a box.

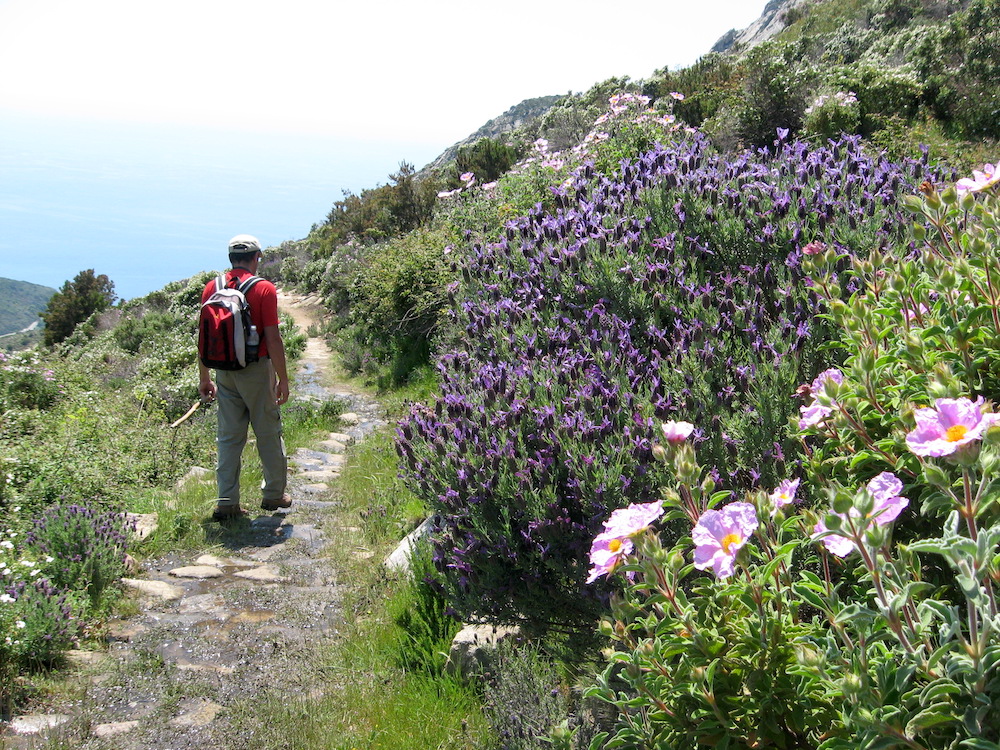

[390,540,459,675]
[25,502,132,611]
[586,162,1000,750]
[344,228,454,383]
[482,642,567,750]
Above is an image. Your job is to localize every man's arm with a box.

[263,325,289,406]
[198,361,216,402]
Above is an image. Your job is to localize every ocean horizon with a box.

[0,111,446,300]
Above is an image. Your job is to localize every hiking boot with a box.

[261,494,292,511]
[212,505,248,523]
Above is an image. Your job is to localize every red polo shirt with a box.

[202,270,279,359]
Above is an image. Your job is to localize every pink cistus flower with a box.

[802,240,826,255]
[905,397,999,457]
[585,500,664,583]
[812,472,909,557]
[692,502,759,579]
[769,478,800,515]
[956,163,1000,194]
[661,420,694,444]
[798,369,843,429]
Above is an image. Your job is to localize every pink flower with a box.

[956,163,1000,194]
[798,369,843,429]
[460,172,476,187]
[802,240,825,255]
[692,502,759,578]
[586,500,664,583]
[599,500,665,544]
[586,532,634,583]
[769,478,800,514]
[905,303,929,322]
[905,397,999,457]
[669,91,685,101]
[812,472,909,556]
[661,420,694,444]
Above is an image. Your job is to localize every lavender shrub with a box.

[25,502,133,611]
[398,128,940,628]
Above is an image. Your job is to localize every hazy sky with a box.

[0,0,771,298]
[0,0,768,145]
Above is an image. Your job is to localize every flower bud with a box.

[843,673,864,695]
[921,462,951,489]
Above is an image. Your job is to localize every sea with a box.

[0,111,446,301]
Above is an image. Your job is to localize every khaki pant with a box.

[214,358,287,507]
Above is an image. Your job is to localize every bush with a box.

[584,162,1000,750]
[803,90,862,139]
[344,228,454,383]
[25,502,132,611]
[397,127,938,630]
[390,540,459,675]
[482,642,566,750]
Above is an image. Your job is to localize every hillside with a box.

[0,276,54,335]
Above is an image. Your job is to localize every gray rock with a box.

[340,412,361,426]
[126,512,159,540]
[93,720,140,738]
[175,466,212,488]
[9,714,72,735]
[168,565,224,579]
[384,516,437,574]
[234,565,288,583]
[169,699,224,728]
[445,623,522,678]
[121,578,184,601]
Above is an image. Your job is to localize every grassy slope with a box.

[0,277,54,335]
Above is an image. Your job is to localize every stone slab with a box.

[169,699,224,728]
[126,512,159,541]
[234,566,288,583]
[93,720,140,738]
[9,714,72,735]
[169,565,224,579]
[122,578,184,601]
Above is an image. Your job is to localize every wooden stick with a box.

[170,401,202,429]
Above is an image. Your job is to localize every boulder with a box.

[383,515,437,574]
[445,623,522,679]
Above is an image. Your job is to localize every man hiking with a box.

[198,234,291,521]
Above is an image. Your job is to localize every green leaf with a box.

[905,703,958,734]
[959,738,1000,749]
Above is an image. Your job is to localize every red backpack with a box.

[198,274,263,370]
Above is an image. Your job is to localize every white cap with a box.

[227,234,261,254]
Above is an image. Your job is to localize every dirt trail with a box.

[2,293,385,749]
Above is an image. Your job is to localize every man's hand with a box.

[275,379,290,406]
[199,379,217,403]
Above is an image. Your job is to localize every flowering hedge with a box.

[397,94,940,628]
[582,166,1000,748]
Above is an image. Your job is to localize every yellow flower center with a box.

[609,539,622,553]
[720,533,742,554]
[945,424,969,442]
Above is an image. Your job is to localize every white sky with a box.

[0,0,768,144]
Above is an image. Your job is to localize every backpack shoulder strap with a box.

[237,275,264,295]
[214,274,227,293]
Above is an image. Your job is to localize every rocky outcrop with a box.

[711,0,812,54]
[423,95,564,173]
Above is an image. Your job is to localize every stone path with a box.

[2,293,386,749]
